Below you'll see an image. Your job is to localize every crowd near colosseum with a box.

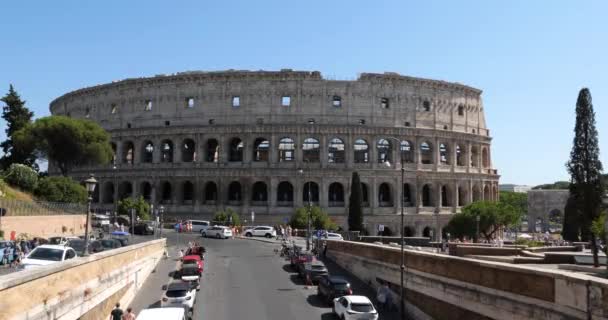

[50,69,499,237]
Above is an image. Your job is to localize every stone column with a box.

[269,178,277,208]
[295,176,303,207]
[345,134,354,168]
[395,178,401,214]
[244,134,253,164]
[153,139,161,163]
[370,137,377,169]
[466,142,472,173]
[320,135,328,168]
[270,135,278,164]
[133,139,141,165]
[477,144,483,170]
[295,133,303,165]
[115,141,123,165]
[174,137,182,163]
[452,182,458,213]
[219,136,228,164]
[370,178,378,211]
[172,180,180,205]
[320,178,328,209]
[98,179,106,205]
[434,137,440,169]
[414,137,421,167]
[436,183,442,211]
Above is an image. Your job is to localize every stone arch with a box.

[403,226,415,237]
[328,182,344,206]
[228,181,242,202]
[142,141,154,163]
[302,137,320,162]
[118,181,133,200]
[361,182,369,207]
[482,147,489,168]
[229,138,244,162]
[328,138,345,163]
[161,140,174,163]
[471,146,479,167]
[403,183,414,206]
[205,139,219,162]
[472,185,482,202]
[141,181,152,201]
[122,141,135,164]
[535,217,544,232]
[400,140,414,163]
[278,137,295,162]
[423,226,432,238]
[441,185,451,207]
[439,143,450,165]
[483,184,491,200]
[420,141,433,164]
[277,181,294,205]
[354,138,369,163]
[422,184,433,207]
[204,182,217,204]
[303,181,319,203]
[251,181,268,202]
[182,181,194,203]
[160,181,172,204]
[456,144,464,166]
[378,183,392,207]
[253,137,270,162]
[103,182,114,204]
[377,138,391,164]
[181,139,196,162]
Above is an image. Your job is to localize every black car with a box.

[317,275,352,304]
[67,239,104,256]
[113,237,129,247]
[133,223,154,235]
[100,239,122,250]
[298,260,329,283]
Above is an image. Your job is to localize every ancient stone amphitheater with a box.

[50,70,499,237]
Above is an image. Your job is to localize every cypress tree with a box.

[348,171,364,231]
[1,85,36,169]
[566,88,604,267]
[561,195,580,241]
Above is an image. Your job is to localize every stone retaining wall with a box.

[0,215,86,238]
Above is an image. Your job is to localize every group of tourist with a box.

[2,238,42,268]
[273,224,294,240]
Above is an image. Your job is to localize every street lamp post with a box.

[434,207,441,243]
[112,163,118,217]
[83,174,98,257]
[297,167,312,251]
[476,215,481,243]
[159,205,165,238]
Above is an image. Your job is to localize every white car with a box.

[313,232,344,241]
[243,226,276,238]
[161,281,197,312]
[48,236,79,246]
[333,295,378,320]
[189,220,210,233]
[21,245,78,269]
[136,307,186,320]
[204,226,232,239]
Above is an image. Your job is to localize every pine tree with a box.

[566,88,604,267]
[348,171,364,231]
[1,85,36,170]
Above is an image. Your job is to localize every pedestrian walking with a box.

[122,307,136,320]
[11,247,21,268]
[376,282,387,310]
[110,303,123,320]
[178,249,184,259]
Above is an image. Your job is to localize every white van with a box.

[136,307,186,320]
[188,220,210,233]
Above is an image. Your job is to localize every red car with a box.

[182,255,204,274]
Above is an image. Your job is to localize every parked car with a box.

[317,275,352,304]
[181,255,203,275]
[136,307,186,320]
[179,265,201,291]
[134,223,155,235]
[243,226,276,238]
[21,244,77,269]
[333,295,378,320]
[48,236,79,246]
[110,216,131,227]
[325,233,344,241]
[161,281,197,313]
[301,261,329,284]
[100,239,122,250]
[291,251,311,268]
[188,220,210,233]
[204,226,232,239]
[92,214,111,228]
[67,239,104,255]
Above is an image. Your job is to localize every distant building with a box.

[499,184,532,193]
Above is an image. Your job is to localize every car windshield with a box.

[68,241,85,251]
[333,283,350,290]
[182,268,199,276]
[48,238,62,245]
[351,303,374,313]
[166,290,187,298]
[28,248,64,261]
[312,265,326,270]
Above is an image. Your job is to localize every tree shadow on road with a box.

[321,312,337,320]
[306,293,329,308]
[289,273,305,285]
[282,264,296,273]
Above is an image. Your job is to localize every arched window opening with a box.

[423,101,431,112]
[161,181,172,204]
[253,138,270,162]
[404,226,415,237]
[302,138,320,162]
[251,182,268,203]
[205,139,219,163]
[377,139,391,164]
[420,142,433,164]
[423,226,432,238]
[403,184,413,206]
[183,181,194,203]
[118,181,133,200]
[441,185,450,207]
[471,146,479,167]
[361,183,369,207]
[378,183,392,207]
[483,185,491,200]
[278,137,295,162]
[549,209,562,233]
[161,140,174,163]
[400,141,414,163]
[456,145,464,166]
[141,182,152,201]
[482,148,489,168]
[142,141,154,163]
[122,142,135,165]
[422,184,433,207]
[110,142,117,164]
[328,138,345,163]
[303,182,319,203]
[204,182,217,204]
[354,139,369,163]
[328,182,344,207]
[103,182,114,204]
[472,186,481,202]
[277,181,294,206]
[439,143,449,165]
[92,184,100,203]
[182,139,196,162]
[458,186,466,207]
[228,182,242,203]
[229,138,244,162]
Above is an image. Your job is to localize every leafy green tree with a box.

[348,171,364,231]
[3,163,38,191]
[566,88,604,267]
[14,116,113,176]
[34,176,87,203]
[290,206,338,230]
[0,85,36,170]
[562,195,580,241]
[118,196,151,221]
[446,201,521,241]
[532,181,570,190]
[499,191,527,216]
[213,208,241,226]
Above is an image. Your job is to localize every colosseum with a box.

[50,69,499,237]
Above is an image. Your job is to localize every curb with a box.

[237,236,279,244]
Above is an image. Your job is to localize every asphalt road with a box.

[129,230,401,320]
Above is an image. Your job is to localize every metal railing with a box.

[0,198,86,216]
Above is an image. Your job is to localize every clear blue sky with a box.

[1,1,607,186]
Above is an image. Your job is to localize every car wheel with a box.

[245,232,252,237]
[216,233,221,239]
[201,232,206,238]
[265,233,271,238]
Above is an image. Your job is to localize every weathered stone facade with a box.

[50,70,499,236]
[526,190,569,232]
